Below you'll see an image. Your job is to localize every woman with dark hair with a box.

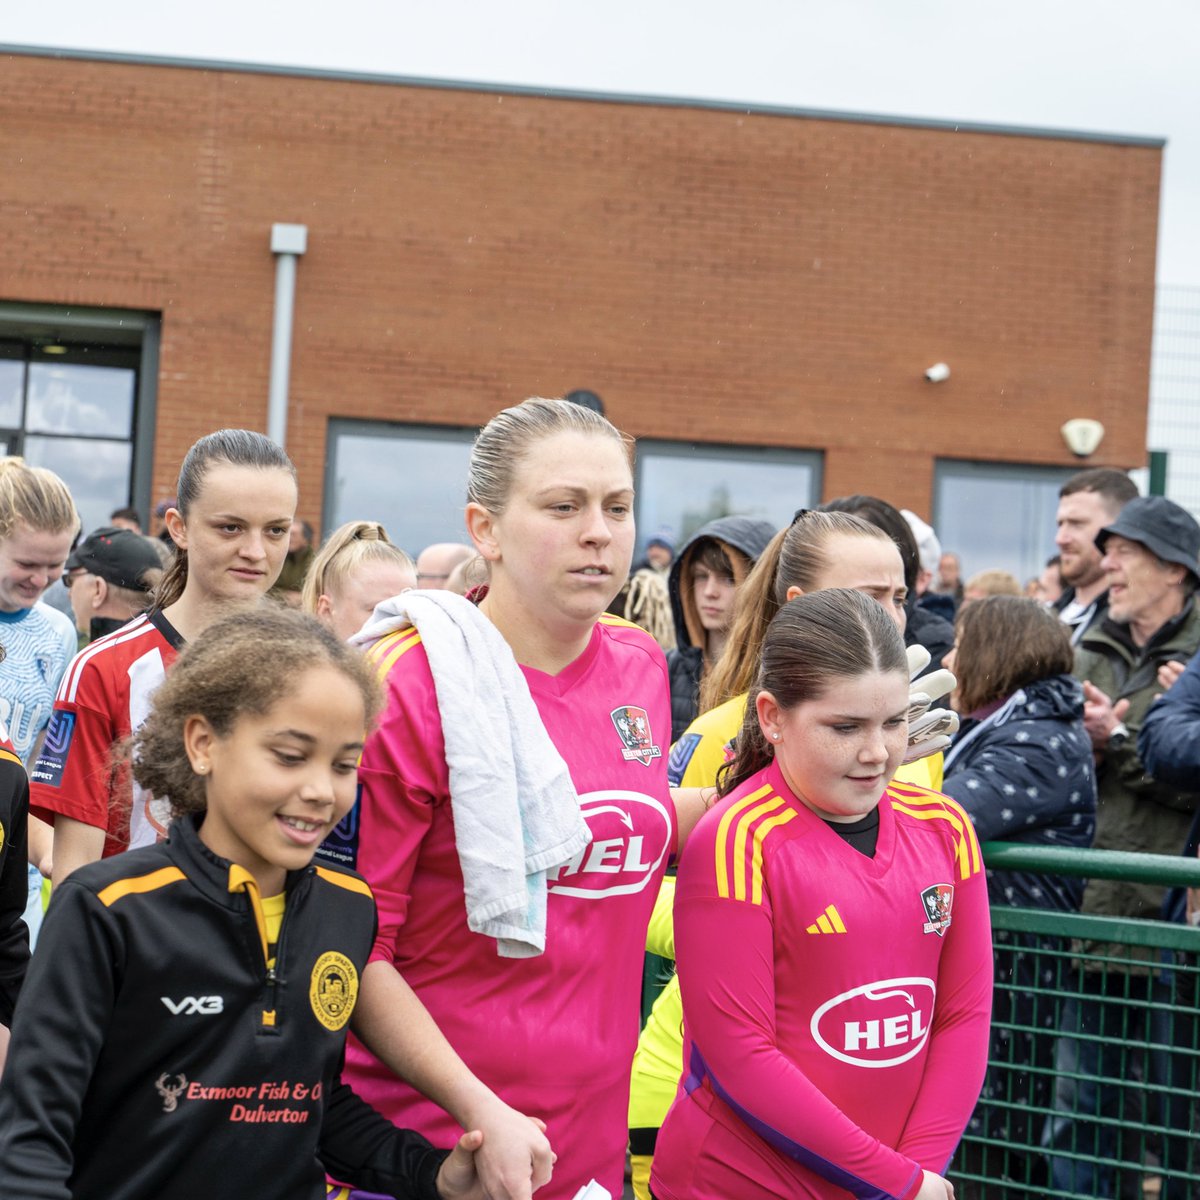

[941,595,1096,1196]
[822,494,955,672]
[32,429,299,886]
[652,590,991,1200]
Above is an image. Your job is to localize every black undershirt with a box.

[824,805,880,857]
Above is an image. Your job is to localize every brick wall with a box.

[0,52,1161,526]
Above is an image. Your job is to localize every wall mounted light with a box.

[1061,418,1105,457]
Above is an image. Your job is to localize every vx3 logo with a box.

[161,995,225,1016]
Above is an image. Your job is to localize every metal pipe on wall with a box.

[267,223,308,449]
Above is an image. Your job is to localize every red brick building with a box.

[0,47,1162,575]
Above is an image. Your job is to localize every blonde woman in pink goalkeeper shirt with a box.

[333,399,707,1200]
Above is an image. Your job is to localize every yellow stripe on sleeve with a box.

[315,866,374,900]
[892,797,981,880]
[749,807,798,905]
[714,784,772,900]
[97,866,187,908]
[365,628,422,683]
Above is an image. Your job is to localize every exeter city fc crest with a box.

[610,705,662,767]
[920,883,954,936]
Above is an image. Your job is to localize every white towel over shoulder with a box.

[354,591,591,957]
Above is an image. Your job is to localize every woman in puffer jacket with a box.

[941,595,1096,1198]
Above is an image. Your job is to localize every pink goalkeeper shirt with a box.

[336,614,676,1200]
[652,764,992,1200]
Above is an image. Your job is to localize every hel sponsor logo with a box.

[920,882,955,936]
[309,951,358,1031]
[610,705,662,766]
[161,995,224,1016]
[549,790,672,899]
[155,1073,188,1113]
[811,977,936,1068]
[30,709,75,787]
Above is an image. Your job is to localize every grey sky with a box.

[2,0,1198,282]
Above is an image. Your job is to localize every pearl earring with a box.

[196,764,208,774]
[771,733,780,741]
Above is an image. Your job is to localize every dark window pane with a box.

[23,435,133,535]
[0,359,22,427]
[636,442,819,553]
[26,362,135,437]
[933,460,1079,585]
[328,425,475,558]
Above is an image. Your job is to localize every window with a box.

[634,440,821,555]
[325,420,476,557]
[325,422,822,561]
[0,304,158,535]
[933,459,1079,586]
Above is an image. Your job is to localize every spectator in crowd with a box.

[961,568,1022,606]
[823,495,954,674]
[152,497,176,545]
[651,590,990,1200]
[302,520,416,643]
[0,458,79,944]
[664,517,776,742]
[606,563,675,653]
[1045,495,1200,1198]
[903,509,956,623]
[636,531,675,576]
[1032,554,1065,606]
[935,550,965,605]
[108,506,142,534]
[445,553,489,597]
[415,542,475,590]
[1052,467,1139,644]
[64,526,162,645]
[940,596,1095,1197]
[270,517,315,607]
[30,430,298,888]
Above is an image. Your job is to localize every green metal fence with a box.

[955,843,1200,1200]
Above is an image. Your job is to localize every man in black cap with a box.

[64,527,162,645]
[1045,495,1200,1197]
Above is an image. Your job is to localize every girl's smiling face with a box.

[756,669,909,823]
[186,663,366,894]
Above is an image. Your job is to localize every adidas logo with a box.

[806,904,847,935]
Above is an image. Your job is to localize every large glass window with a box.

[0,302,156,537]
[325,421,476,558]
[634,440,821,554]
[933,459,1080,586]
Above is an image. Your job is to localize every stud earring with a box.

[771,733,780,741]
[196,764,208,774]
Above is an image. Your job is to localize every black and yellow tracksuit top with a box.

[0,813,448,1200]
[0,736,30,1027]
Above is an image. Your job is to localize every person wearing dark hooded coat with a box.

[664,517,777,744]
[939,595,1095,1199]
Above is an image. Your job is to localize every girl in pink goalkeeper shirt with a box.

[652,589,992,1200]
[337,399,708,1200]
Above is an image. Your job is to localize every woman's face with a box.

[168,464,298,607]
[473,430,635,634]
[0,522,75,613]
[791,534,908,633]
[757,669,910,823]
[320,558,416,642]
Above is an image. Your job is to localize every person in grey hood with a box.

[665,516,776,743]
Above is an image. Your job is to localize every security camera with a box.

[924,363,951,383]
